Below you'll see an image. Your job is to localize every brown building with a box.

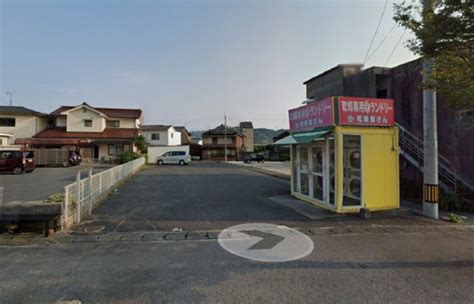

[239,121,254,152]
[174,126,192,145]
[303,58,474,198]
[201,124,245,161]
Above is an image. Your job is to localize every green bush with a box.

[119,151,139,164]
[133,135,147,154]
[46,193,65,203]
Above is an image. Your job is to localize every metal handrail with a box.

[396,122,474,193]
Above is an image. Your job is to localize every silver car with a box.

[157,151,191,165]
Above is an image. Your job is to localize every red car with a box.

[0,150,35,174]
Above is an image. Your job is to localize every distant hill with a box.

[254,128,286,145]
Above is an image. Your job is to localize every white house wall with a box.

[142,130,169,146]
[0,115,48,144]
[168,127,181,146]
[66,108,105,132]
[115,118,137,128]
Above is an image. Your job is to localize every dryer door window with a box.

[342,135,362,207]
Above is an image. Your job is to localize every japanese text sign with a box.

[338,97,394,126]
[289,98,334,132]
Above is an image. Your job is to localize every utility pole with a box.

[224,114,227,162]
[422,0,439,219]
[6,91,15,106]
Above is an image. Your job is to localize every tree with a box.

[393,0,474,110]
[133,135,147,154]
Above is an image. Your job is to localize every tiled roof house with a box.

[16,102,143,161]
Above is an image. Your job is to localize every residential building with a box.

[303,58,474,197]
[174,126,192,145]
[201,124,245,161]
[304,64,363,101]
[15,102,143,161]
[239,121,254,152]
[0,106,49,146]
[140,125,181,146]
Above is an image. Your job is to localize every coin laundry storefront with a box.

[276,97,400,213]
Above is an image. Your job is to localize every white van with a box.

[157,151,191,165]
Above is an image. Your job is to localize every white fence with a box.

[62,157,145,229]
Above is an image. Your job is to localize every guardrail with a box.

[62,157,145,229]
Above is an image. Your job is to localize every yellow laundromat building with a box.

[275,96,400,213]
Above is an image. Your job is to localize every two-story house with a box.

[201,124,246,161]
[0,106,49,147]
[140,125,182,146]
[16,102,143,161]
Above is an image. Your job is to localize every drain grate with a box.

[66,231,219,243]
[63,225,474,243]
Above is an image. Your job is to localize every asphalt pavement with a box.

[1,161,473,303]
[0,165,110,203]
[1,228,473,303]
[75,161,310,232]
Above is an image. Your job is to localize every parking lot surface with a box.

[228,161,291,177]
[0,165,110,203]
[76,161,308,232]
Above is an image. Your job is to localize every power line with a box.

[363,0,389,65]
[384,28,408,67]
[365,23,397,64]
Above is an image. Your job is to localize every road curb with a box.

[222,161,290,181]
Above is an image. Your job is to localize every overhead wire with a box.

[363,0,390,65]
[384,28,408,67]
[364,23,397,64]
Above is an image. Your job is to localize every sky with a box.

[0,0,417,131]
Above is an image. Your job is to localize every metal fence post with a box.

[76,170,81,223]
[88,168,93,214]
[0,186,4,222]
[99,172,102,195]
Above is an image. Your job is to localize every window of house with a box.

[151,133,160,140]
[0,118,15,127]
[171,133,174,138]
[84,119,92,127]
[106,120,120,128]
[108,144,125,155]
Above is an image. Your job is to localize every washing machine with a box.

[343,147,361,201]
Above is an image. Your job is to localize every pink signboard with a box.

[337,97,394,126]
[289,97,334,132]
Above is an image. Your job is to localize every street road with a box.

[1,162,473,303]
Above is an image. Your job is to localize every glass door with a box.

[328,137,336,206]
[297,146,309,196]
[311,142,324,201]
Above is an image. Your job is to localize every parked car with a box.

[157,151,191,165]
[0,150,35,174]
[244,154,265,164]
